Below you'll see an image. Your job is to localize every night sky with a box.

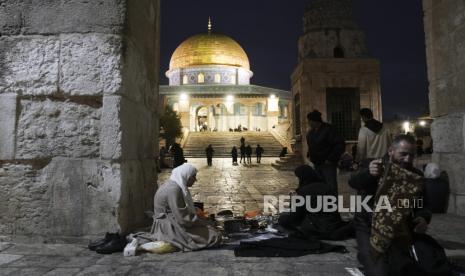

[160,0,428,120]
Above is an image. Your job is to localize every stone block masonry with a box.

[423,0,465,215]
[0,0,160,237]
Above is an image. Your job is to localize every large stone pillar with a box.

[423,0,465,215]
[0,0,161,237]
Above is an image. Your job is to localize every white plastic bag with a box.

[139,241,177,254]
[123,238,138,257]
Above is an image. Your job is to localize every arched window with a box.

[233,103,247,115]
[198,73,205,83]
[214,74,221,83]
[334,46,345,58]
[182,75,188,84]
[230,75,236,84]
[278,102,289,118]
[256,103,264,116]
[234,103,241,115]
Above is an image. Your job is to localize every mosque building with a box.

[160,19,292,133]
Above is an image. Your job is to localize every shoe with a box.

[88,232,117,251]
[96,234,127,254]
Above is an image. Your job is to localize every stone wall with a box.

[0,0,160,237]
[291,59,381,161]
[423,0,465,215]
[300,0,368,60]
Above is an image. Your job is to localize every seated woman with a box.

[150,163,221,251]
[278,165,353,240]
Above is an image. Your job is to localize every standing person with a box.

[240,144,246,163]
[231,146,238,165]
[356,108,392,163]
[240,136,245,146]
[255,144,264,163]
[245,144,252,164]
[349,135,432,276]
[205,144,214,166]
[171,143,186,168]
[306,110,345,195]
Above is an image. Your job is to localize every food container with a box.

[223,218,245,233]
[194,202,204,211]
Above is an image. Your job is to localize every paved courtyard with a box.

[1,158,464,275]
[158,158,300,216]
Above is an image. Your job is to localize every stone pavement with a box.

[158,158,300,216]
[0,239,359,276]
[1,158,464,275]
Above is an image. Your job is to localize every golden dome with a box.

[169,33,250,71]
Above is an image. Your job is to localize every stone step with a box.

[271,163,300,171]
[272,152,303,171]
[183,131,285,158]
[275,159,302,165]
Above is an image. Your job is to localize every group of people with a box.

[304,108,393,196]
[206,137,264,166]
[304,108,452,275]
[230,124,247,132]
[235,137,264,164]
[105,106,453,275]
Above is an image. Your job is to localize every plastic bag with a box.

[139,241,177,254]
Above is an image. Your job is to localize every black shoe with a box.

[88,232,117,251]
[95,234,127,254]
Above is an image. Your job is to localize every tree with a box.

[160,106,183,147]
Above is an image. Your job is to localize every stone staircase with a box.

[183,131,284,157]
[271,152,304,171]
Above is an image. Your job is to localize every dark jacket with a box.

[306,122,345,165]
[231,147,238,158]
[205,146,214,158]
[240,145,246,155]
[348,157,432,231]
[365,119,383,133]
[245,146,252,156]
[281,180,352,240]
[171,144,185,168]
[255,146,264,156]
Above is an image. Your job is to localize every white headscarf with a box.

[424,163,441,179]
[169,163,198,213]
